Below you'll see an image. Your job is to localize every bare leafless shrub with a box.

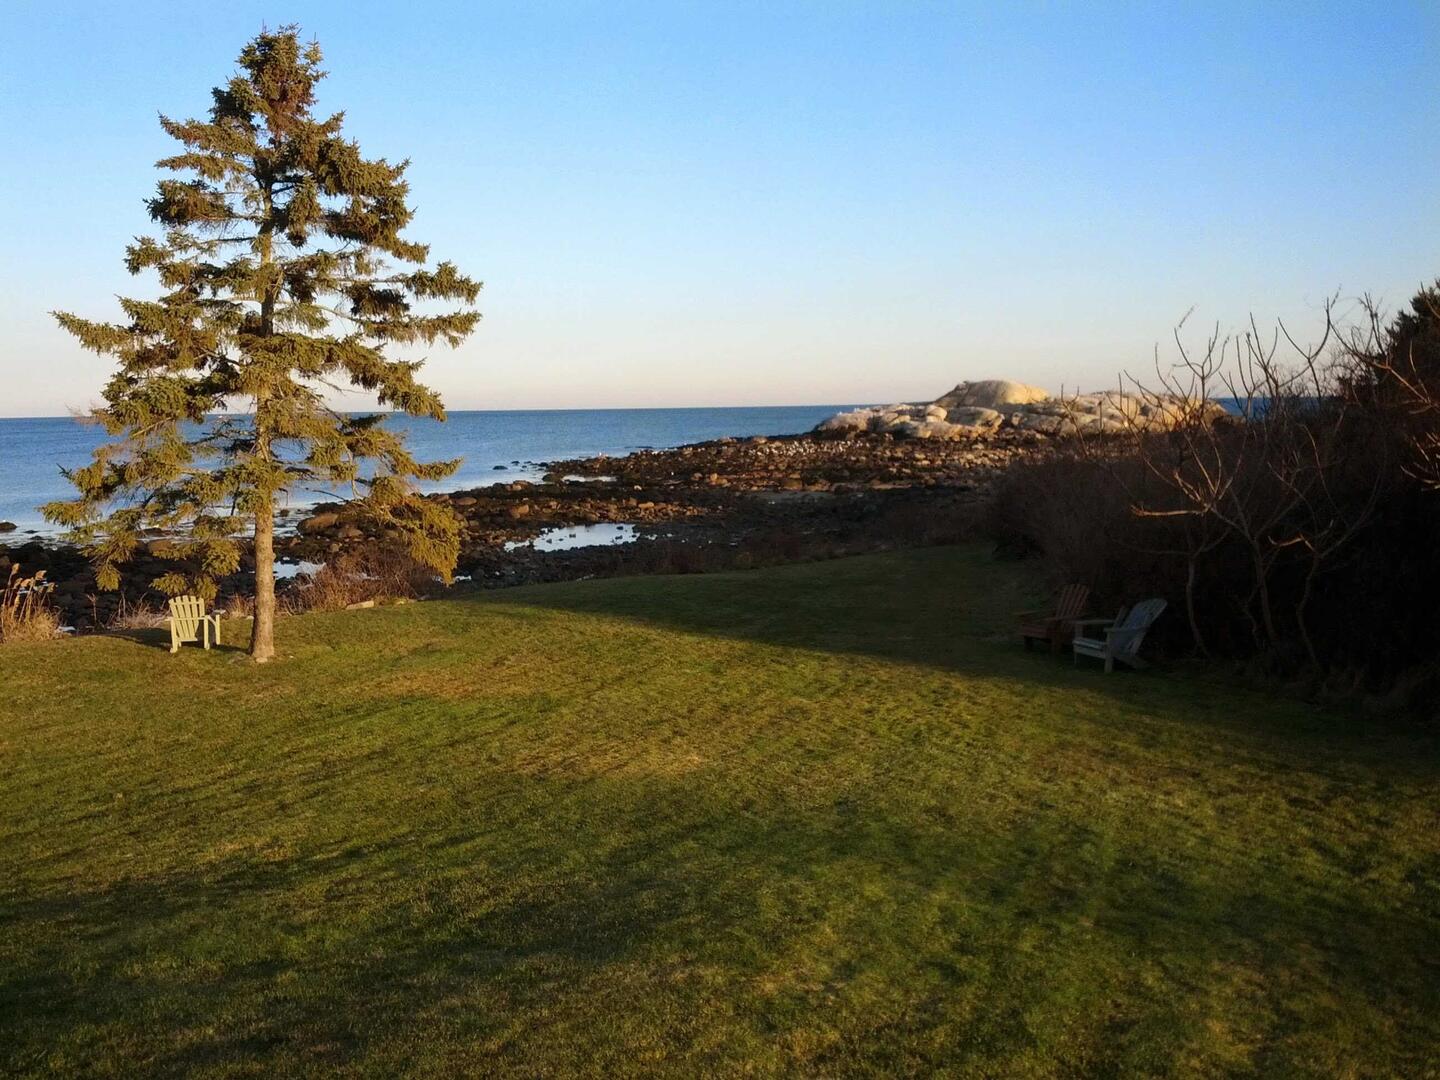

[1,566,61,643]
[1092,307,1384,669]
[990,295,1439,699]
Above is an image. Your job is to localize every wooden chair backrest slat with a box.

[1054,583,1090,620]
[168,595,207,637]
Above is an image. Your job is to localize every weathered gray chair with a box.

[1071,598,1167,673]
[167,595,222,654]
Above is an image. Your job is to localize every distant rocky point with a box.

[815,379,1225,439]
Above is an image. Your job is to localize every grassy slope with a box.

[1,545,1437,1078]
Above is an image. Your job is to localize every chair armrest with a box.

[1070,618,1115,629]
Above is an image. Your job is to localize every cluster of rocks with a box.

[816,379,1225,439]
[549,429,1040,494]
[1,540,165,630]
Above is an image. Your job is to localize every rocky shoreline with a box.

[286,426,1042,585]
[4,378,1220,630]
[1,428,1041,629]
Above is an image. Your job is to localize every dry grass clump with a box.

[285,545,440,613]
[103,596,171,631]
[225,593,254,620]
[1,566,61,643]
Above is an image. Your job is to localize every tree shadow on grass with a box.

[108,623,250,656]
[478,546,1440,774]
[3,769,1435,1076]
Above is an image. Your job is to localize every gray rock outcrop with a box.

[815,380,1224,440]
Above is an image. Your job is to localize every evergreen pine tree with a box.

[45,26,481,661]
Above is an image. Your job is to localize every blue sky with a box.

[2,1,1436,416]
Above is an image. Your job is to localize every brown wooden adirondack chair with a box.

[1016,583,1090,652]
[167,595,222,653]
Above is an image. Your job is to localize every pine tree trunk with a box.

[249,489,276,662]
[250,208,278,663]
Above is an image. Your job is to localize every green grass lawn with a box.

[2,545,1437,1077]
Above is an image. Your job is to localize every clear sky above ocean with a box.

[2,1,1437,417]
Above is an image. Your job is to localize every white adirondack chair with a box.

[167,595,222,654]
[1071,598,1167,673]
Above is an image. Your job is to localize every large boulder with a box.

[298,511,340,535]
[867,411,902,434]
[1011,412,1069,435]
[934,380,1050,411]
[892,419,963,440]
[141,537,181,557]
[815,409,875,434]
[944,406,1003,430]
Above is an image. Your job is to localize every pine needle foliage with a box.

[44,26,481,660]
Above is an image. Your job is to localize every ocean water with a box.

[0,406,859,536]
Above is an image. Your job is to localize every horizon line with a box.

[0,401,879,423]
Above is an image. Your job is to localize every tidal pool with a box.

[504,523,638,552]
[274,559,325,580]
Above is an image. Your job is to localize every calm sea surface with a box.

[0,406,860,536]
